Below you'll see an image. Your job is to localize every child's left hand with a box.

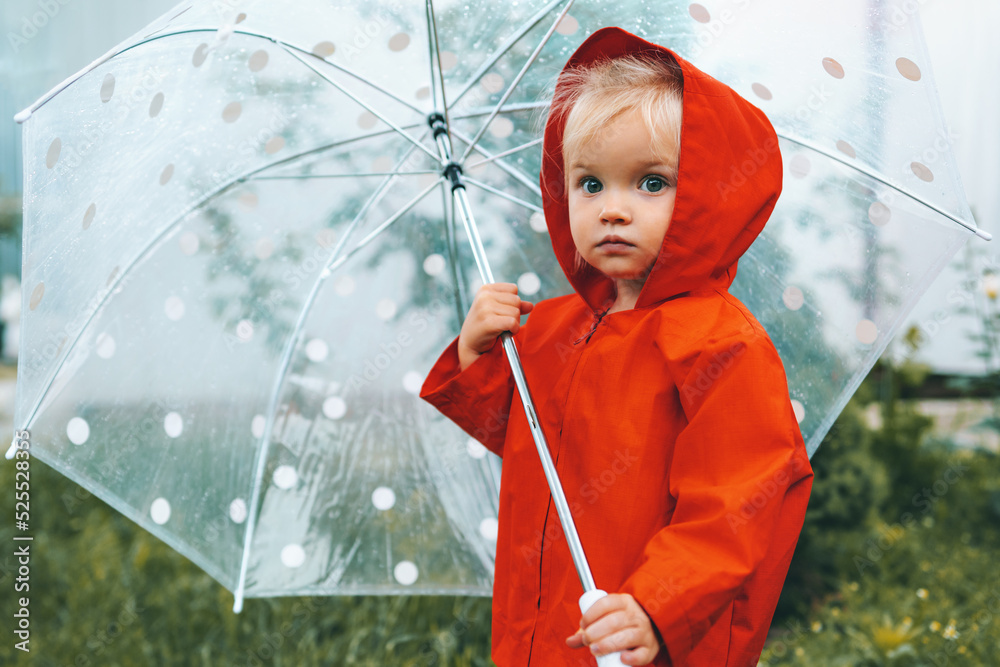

[565,593,661,665]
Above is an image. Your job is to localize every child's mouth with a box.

[597,236,635,252]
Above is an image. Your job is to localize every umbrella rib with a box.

[277,43,442,165]
[458,0,575,165]
[451,100,551,119]
[15,26,425,123]
[325,178,447,274]
[451,127,541,197]
[233,146,427,611]
[777,132,990,240]
[467,137,544,169]
[254,170,440,180]
[9,124,437,449]
[463,176,543,213]
[450,0,568,110]
[425,0,454,150]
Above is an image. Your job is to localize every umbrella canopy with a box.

[7,0,987,611]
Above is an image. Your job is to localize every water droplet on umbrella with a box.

[29,282,44,310]
[251,414,266,438]
[229,498,248,523]
[688,3,711,23]
[217,23,234,42]
[910,162,934,182]
[388,33,410,51]
[822,57,845,79]
[149,92,164,117]
[179,231,199,255]
[423,254,445,276]
[896,57,921,82]
[358,112,378,130]
[556,14,579,35]
[67,417,90,445]
[164,296,185,321]
[100,73,115,103]
[393,560,418,585]
[868,202,891,227]
[440,51,457,70]
[235,12,246,23]
[160,163,174,186]
[789,154,811,179]
[95,332,116,359]
[467,438,487,459]
[236,319,254,341]
[856,319,879,345]
[790,399,805,424]
[322,396,347,420]
[193,43,209,67]
[782,286,804,311]
[372,486,396,510]
[402,371,423,394]
[306,338,329,362]
[376,299,397,320]
[312,41,336,58]
[248,49,269,72]
[518,272,541,296]
[281,544,306,568]
[222,101,242,123]
[164,412,184,438]
[150,498,171,524]
[530,212,547,233]
[416,86,430,99]
[273,465,298,489]
[46,138,60,169]
[751,83,772,101]
[836,140,856,159]
[479,518,498,541]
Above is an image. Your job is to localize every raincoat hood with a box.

[540,27,783,313]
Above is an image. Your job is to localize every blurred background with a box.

[1,1,998,665]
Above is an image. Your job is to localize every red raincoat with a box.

[420,27,813,666]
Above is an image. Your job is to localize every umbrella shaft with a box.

[431,124,598,593]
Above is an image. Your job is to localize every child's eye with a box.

[640,176,671,193]
[579,177,603,194]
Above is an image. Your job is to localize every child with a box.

[420,27,813,667]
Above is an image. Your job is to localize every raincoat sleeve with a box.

[419,335,515,458]
[617,330,813,663]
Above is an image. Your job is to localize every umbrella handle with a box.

[579,589,628,667]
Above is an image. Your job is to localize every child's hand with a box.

[566,593,661,665]
[457,283,533,371]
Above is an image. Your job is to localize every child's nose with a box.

[600,192,631,224]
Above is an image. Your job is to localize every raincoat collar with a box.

[540,27,783,315]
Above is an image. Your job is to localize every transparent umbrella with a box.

[6,0,989,615]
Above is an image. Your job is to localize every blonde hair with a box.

[545,53,684,273]
[558,54,683,175]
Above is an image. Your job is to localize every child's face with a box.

[565,108,678,285]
